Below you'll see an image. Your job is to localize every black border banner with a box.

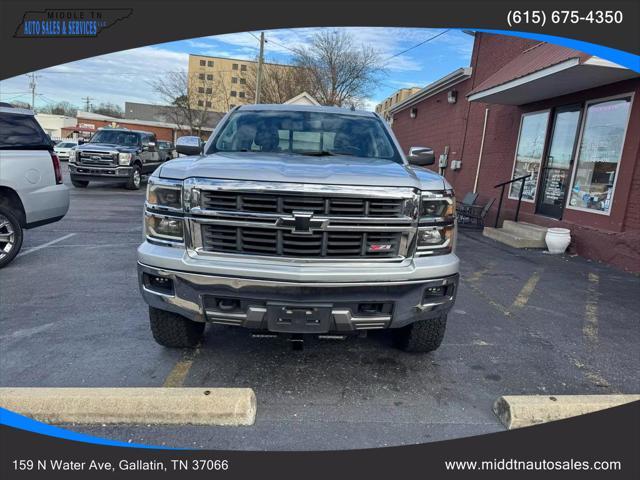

[1,402,639,479]
[1,0,639,79]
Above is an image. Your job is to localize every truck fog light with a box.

[423,286,446,298]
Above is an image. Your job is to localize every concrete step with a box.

[502,220,549,242]
[482,227,546,249]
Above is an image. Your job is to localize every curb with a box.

[0,387,256,426]
[494,394,640,429]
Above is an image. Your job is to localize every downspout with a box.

[473,107,489,193]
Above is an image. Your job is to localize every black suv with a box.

[68,128,164,190]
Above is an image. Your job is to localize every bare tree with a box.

[291,30,383,107]
[39,101,78,117]
[244,60,311,104]
[150,71,225,135]
[91,102,124,118]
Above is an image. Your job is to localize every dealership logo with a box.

[276,211,328,235]
[14,8,133,38]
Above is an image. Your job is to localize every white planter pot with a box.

[545,228,571,254]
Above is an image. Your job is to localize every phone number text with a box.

[507,10,623,27]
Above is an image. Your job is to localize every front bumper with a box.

[69,163,132,181]
[137,244,459,333]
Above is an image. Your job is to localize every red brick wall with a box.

[391,32,640,272]
[76,117,175,141]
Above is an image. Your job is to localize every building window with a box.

[206,74,213,81]
[207,60,214,67]
[567,95,633,215]
[197,100,204,107]
[240,64,247,72]
[205,87,212,94]
[198,73,205,80]
[205,101,212,108]
[231,91,237,97]
[240,78,246,85]
[239,92,245,98]
[232,77,238,84]
[509,110,550,202]
[199,60,206,66]
[198,87,205,93]
[232,63,238,70]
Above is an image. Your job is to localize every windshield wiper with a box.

[297,150,359,157]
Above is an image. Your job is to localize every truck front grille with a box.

[201,191,403,217]
[78,151,117,165]
[201,225,401,258]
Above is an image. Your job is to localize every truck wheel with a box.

[71,179,89,188]
[393,314,447,353]
[149,306,204,348]
[125,165,142,190]
[0,206,23,269]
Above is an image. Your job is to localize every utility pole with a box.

[82,96,94,112]
[255,32,265,104]
[27,73,38,110]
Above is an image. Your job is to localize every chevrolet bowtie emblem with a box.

[276,211,328,235]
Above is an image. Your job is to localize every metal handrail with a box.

[493,174,531,228]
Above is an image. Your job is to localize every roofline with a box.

[467,58,580,102]
[389,67,473,114]
[76,110,216,131]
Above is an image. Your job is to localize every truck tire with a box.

[71,178,89,188]
[149,306,204,348]
[0,205,23,269]
[125,165,142,190]
[393,314,447,353]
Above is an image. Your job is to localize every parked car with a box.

[68,127,164,190]
[157,140,176,161]
[53,140,78,160]
[0,104,70,268]
[138,105,458,352]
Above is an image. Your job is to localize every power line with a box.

[382,29,450,63]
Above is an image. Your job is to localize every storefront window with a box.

[568,96,632,214]
[509,111,549,201]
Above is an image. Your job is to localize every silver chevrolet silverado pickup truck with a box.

[137,104,459,352]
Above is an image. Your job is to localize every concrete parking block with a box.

[0,387,256,426]
[494,394,640,429]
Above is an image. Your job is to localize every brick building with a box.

[61,111,216,142]
[391,32,640,271]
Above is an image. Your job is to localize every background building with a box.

[375,87,421,122]
[35,113,77,141]
[187,54,298,111]
[390,32,640,272]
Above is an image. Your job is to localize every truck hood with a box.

[77,143,139,153]
[158,152,446,190]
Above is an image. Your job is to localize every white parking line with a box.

[17,233,76,257]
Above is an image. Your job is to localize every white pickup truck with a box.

[0,104,70,268]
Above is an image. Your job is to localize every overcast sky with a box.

[0,27,473,112]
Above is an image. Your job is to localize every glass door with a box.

[536,105,582,219]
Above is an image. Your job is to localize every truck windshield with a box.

[89,130,140,146]
[210,110,401,162]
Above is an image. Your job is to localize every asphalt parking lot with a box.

[1,164,639,450]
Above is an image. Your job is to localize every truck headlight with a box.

[144,213,184,243]
[416,190,456,256]
[118,152,132,165]
[68,149,76,162]
[146,177,183,211]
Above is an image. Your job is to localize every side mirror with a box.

[408,146,435,166]
[78,138,85,144]
[143,141,156,152]
[176,136,203,156]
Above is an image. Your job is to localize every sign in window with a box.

[568,96,632,214]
